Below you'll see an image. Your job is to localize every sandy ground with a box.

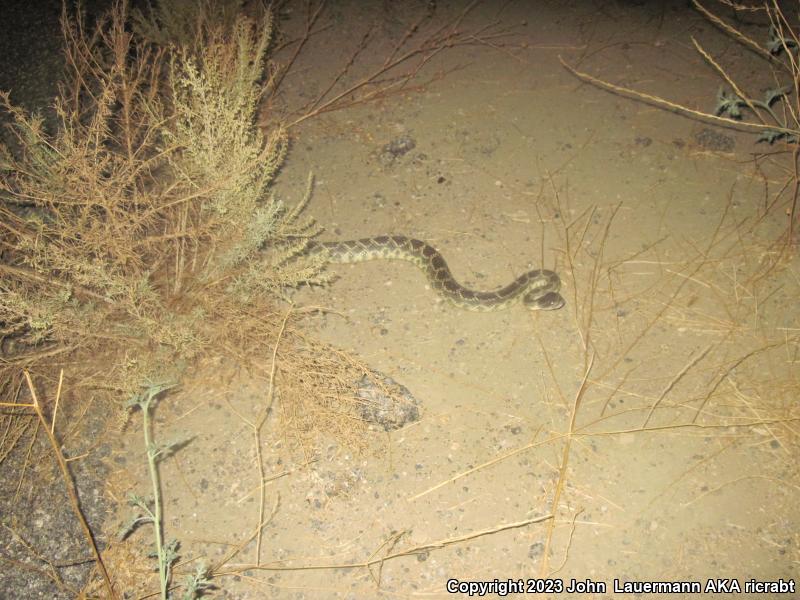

[107,2,799,598]
[2,1,798,599]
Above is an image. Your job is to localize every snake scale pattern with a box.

[307,235,565,312]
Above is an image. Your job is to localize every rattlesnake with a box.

[307,235,565,312]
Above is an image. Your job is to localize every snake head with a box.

[529,291,565,311]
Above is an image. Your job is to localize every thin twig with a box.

[254,306,292,565]
[221,515,552,573]
[22,370,116,600]
[692,0,783,69]
[540,353,594,577]
[559,57,795,136]
[691,36,768,126]
[642,343,714,427]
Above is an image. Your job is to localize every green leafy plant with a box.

[714,85,797,144]
[120,382,211,599]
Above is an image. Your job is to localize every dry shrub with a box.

[0,0,326,398]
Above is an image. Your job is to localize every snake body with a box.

[308,235,565,312]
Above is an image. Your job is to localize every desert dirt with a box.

[111,2,798,598]
[104,2,800,598]
[3,1,798,599]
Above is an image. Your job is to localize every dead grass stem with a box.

[21,371,116,599]
[218,515,553,576]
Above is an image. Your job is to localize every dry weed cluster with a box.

[0,1,325,398]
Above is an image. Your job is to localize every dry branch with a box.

[282,2,517,127]
[559,57,794,136]
[22,371,116,600]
